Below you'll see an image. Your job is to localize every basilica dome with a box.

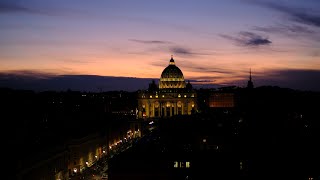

[159,56,186,89]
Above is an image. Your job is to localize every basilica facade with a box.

[137,56,197,119]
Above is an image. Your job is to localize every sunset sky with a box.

[1,0,320,91]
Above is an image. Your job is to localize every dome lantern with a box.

[169,55,175,65]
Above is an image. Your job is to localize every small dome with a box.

[159,57,186,89]
[186,80,192,90]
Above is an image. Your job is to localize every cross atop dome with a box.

[169,55,175,65]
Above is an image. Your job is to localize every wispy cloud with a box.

[0,72,155,92]
[128,41,214,57]
[220,31,272,47]
[0,1,35,14]
[253,24,315,35]
[170,46,212,56]
[0,1,87,17]
[129,39,172,44]
[150,60,233,74]
[187,68,320,91]
[253,1,320,28]
[247,1,320,44]
[252,23,320,43]
[250,69,320,91]
[249,1,320,42]
[0,70,58,79]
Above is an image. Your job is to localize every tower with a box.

[247,68,254,89]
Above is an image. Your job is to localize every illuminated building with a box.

[137,56,197,118]
[209,93,235,108]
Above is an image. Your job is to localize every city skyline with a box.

[1,0,320,91]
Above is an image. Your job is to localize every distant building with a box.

[137,56,197,118]
[209,92,235,108]
[17,146,69,180]
[67,133,106,177]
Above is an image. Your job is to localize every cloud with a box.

[182,64,234,74]
[253,1,320,28]
[220,31,272,47]
[0,71,154,92]
[0,1,86,17]
[170,47,192,55]
[252,69,320,91]
[128,39,211,56]
[1,69,320,92]
[128,41,214,57]
[170,46,213,57]
[253,24,315,36]
[150,60,232,74]
[129,39,172,44]
[0,70,58,79]
[244,1,320,43]
[0,1,35,14]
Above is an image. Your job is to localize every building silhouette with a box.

[247,69,254,89]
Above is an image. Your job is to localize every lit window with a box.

[184,95,187,98]
[150,95,152,98]
[203,139,206,143]
[162,95,164,98]
[191,94,194,97]
[186,162,190,168]
[180,162,185,168]
[174,161,178,168]
[178,94,181,98]
[155,95,158,98]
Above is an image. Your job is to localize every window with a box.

[186,162,190,168]
[174,161,178,168]
[180,162,185,168]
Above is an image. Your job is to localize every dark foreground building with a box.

[109,85,320,180]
